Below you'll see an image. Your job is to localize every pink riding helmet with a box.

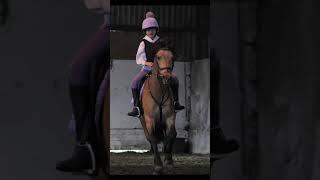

[142,11,159,30]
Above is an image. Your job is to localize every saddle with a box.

[139,72,152,96]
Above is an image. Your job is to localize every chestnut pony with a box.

[140,48,177,174]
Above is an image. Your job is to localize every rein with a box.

[147,63,172,122]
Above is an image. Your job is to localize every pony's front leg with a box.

[163,116,177,167]
[144,115,163,174]
[150,140,163,174]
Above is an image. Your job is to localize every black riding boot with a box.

[171,83,185,111]
[213,127,239,154]
[128,88,141,117]
[56,142,96,175]
[56,85,97,176]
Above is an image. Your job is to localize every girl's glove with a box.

[145,62,153,67]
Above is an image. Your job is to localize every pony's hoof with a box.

[153,166,163,175]
[152,171,160,175]
[164,160,174,167]
[152,170,163,175]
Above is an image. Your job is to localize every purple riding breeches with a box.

[67,25,109,135]
[68,27,108,86]
[131,69,179,91]
[131,70,149,90]
[67,71,109,136]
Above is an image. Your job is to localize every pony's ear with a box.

[158,38,175,50]
[158,38,176,63]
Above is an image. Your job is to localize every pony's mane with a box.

[152,56,160,74]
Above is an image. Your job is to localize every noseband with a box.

[159,67,172,71]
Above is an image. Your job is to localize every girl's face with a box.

[146,28,157,39]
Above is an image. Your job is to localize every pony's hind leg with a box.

[163,125,177,166]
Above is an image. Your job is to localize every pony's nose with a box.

[162,70,171,79]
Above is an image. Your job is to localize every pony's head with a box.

[153,48,174,81]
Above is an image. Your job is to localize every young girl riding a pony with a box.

[128,11,184,117]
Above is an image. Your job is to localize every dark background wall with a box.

[211,0,320,180]
[257,0,320,179]
[0,0,102,179]
[211,2,244,179]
